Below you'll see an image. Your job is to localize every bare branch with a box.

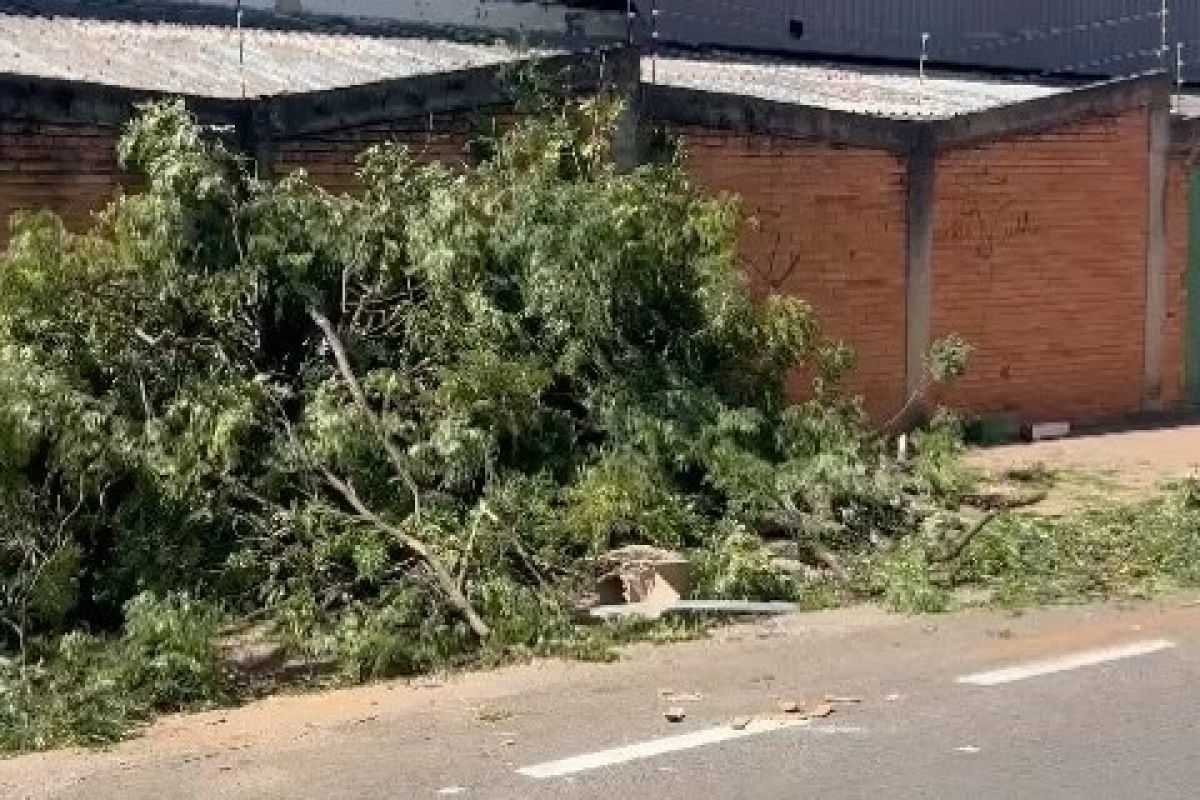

[319,467,490,640]
[880,383,931,439]
[810,542,851,583]
[936,511,999,567]
[309,307,422,526]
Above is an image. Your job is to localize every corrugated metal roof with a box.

[647,55,1067,119]
[0,13,548,97]
[652,0,1199,82]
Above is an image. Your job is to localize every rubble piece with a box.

[1026,421,1070,442]
[595,546,693,608]
[776,700,803,714]
[664,707,687,723]
[804,703,835,719]
[823,694,863,705]
[730,716,753,731]
[475,705,514,723]
[588,599,801,621]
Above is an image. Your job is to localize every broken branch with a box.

[320,467,490,640]
[309,307,422,525]
[936,510,999,566]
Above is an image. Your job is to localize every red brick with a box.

[931,107,1156,421]
[669,129,908,419]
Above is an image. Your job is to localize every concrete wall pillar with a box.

[607,46,642,173]
[904,132,937,403]
[1143,96,1171,411]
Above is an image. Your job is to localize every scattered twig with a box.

[880,385,931,438]
[936,510,999,566]
[810,543,851,583]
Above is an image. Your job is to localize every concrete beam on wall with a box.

[261,47,633,138]
[640,84,920,152]
[640,74,1170,158]
[904,132,936,404]
[1144,95,1171,411]
[930,73,1168,152]
[0,74,243,128]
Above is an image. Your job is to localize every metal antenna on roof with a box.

[1177,43,1186,110]
[650,0,659,84]
[237,0,246,99]
[919,32,930,83]
[1160,0,1170,67]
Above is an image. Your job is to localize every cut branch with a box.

[309,307,422,525]
[810,542,851,583]
[880,383,931,438]
[936,510,999,566]
[308,307,488,639]
[321,467,490,640]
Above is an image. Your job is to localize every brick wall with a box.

[0,102,1186,426]
[0,121,124,235]
[271,112,492,192]
[671,130,909,419]
[931,107,1155,422]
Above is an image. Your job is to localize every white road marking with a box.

[516,719,859,779]
[957,638,1177,686]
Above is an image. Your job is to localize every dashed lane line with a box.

[516,719,862,779]
[957,638,1178,686]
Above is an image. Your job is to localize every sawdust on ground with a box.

[0,606,899,793]
[967,422,1200,513]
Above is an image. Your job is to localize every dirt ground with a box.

[967,422,1200,512]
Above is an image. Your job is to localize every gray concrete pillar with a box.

[1143,95,1171,411]
[905,133,937,401]
[607,45,642,172]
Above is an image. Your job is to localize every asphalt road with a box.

[4,599,1200,799]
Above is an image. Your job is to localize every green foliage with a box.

[0,96,972,750]
[909,412,979,504]
[120,592,227,707]
[858,480,1200,614]
[563,454,702,553]
[926,335,973,383]
[959,482,1200,606]
[863,536,954,614]
[0,592,227,751]
[695,524,799,601]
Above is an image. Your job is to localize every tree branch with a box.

[308,307,422,526]
[880,382,931,439]
[319,467,490,640]
[303,309,489,638]
[935,511,999,566]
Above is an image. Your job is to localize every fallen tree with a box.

[0,95,974,749]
